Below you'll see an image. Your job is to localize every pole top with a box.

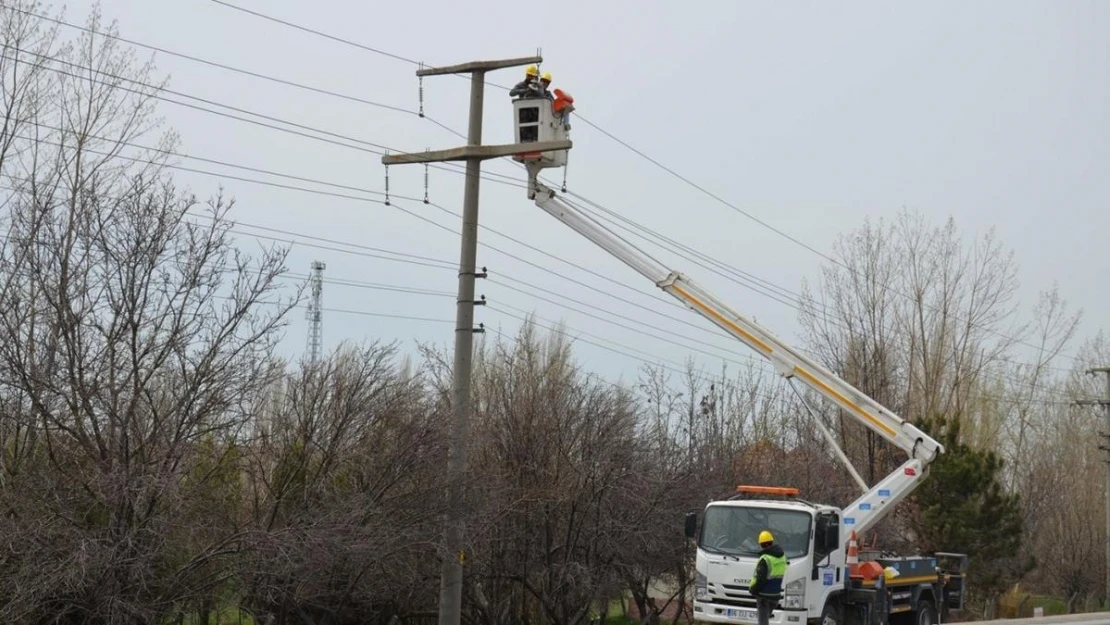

[417,56,542,77]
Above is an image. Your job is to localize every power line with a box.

[572,114,832,261]
[254,233,1081,403]
[491,278,761,369]
[216,208,1080,401]
[3,120,1079,392]
[225,225,454,271]
[2,38,528,193]
[283,271,453,299]
[566,190,807,304]
[557,192,1081,384]
[207,0,422,68]
[489,304,725,382]
[196,219,769,373]
[199,220,1100,402]
[192,5,1086,364]
[226,220,456,269]
[2,25,1083,375]
[2,158,1074,401]
[484,304,1076,408]
[0,181,1077,406]
[421,201,691,315]
[0,2,470,141]
[560,193,808,311]
[0,120,467,240]
[490,277,761,364]
[0,44,849,330]
[569,121,1082,364]
[343,303,1079,408]
[1,166,735,360]
[206,0,517,95]
[132,7,834,317]
[302,304,453,324]
[183,213,764,367]
[0,44,501,184]
[0,53,701,326]
[284,242,1073,407]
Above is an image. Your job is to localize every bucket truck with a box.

[506,96,968,625]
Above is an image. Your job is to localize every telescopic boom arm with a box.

[526,172,943,535]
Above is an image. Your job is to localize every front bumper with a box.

[692,601,808,624]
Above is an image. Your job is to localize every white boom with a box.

[526,172,944,536]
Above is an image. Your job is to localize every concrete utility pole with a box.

[382,56,570,625]
[1077,366,1110,606]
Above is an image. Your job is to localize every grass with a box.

[997,591,1108,618]
[174,607,256,625]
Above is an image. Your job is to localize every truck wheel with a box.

[916,600,936,625]
[820,601,841,625]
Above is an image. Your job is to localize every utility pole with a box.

[306,260,325,363]
[382,57,570,625]
[1077,366,1110,606]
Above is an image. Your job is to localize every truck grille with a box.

[708,583,756,608]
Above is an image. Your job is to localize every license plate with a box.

[725,608,758,622]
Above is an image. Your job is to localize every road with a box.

[972,613,1110,625]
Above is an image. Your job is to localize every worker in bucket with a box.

[510,65,542,99]
[540,72,574,130]
[748,530,788,625]
[538,72,555,99]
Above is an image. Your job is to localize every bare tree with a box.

[989,286,1080,492]
[0,0,59,178]
[1022,333,1109,607]
[0,5,295,622]
[237,343,444,625]
[0,169,291,623]
[796,208,1056,606]
[452,320,649,625]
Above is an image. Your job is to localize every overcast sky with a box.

[55,0,1110,387]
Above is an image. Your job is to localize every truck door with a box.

[812,511,840,586]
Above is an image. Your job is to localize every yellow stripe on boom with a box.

[670,284,772,354]
[794,367,897,438]
[670,283,898,440]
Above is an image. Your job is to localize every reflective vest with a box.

[751,552,788,597]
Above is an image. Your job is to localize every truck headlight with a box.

[695,570,708,600]
[782,578,805,609]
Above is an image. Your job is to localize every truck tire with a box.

[916,599,936,625]
[820,599,841,625]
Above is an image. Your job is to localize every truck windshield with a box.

[699,506,812,559]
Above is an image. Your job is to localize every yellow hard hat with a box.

[759,530,774,544]
[525,65,539,76]
[541,72,552,82]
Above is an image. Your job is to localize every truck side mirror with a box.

[684,512,697,539]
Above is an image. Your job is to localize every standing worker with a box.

[510,65,542,99]
[748,530,788,625]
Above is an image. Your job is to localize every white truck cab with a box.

[688,492,842,625]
